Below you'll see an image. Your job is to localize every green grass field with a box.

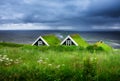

[0,42,120,81]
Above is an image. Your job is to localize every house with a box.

[32,36,49,46]
[60,34,88,47]
[32,34,61,46]
[94,40,112,51]
[60,35,78,46]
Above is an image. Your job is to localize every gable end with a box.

[32,36,49,46]
[60,35,78,46]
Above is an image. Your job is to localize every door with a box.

[38,41,43,46]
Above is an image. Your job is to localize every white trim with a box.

[32,36,49,46]
[60,35,78,46]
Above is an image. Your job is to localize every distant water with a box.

[0,30,120,48]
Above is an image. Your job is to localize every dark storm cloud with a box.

[0,0,120,30]
[86,0,120,18]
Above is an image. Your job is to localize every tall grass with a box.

[0,43,120,81]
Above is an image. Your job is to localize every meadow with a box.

[0,42,120,81]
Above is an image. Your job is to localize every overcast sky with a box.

[0,0,120,31]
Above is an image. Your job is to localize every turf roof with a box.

[95,41,113,51]
[70,34,89,47]
[42,34,61,46]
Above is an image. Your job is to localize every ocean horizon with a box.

[0,30,120,48]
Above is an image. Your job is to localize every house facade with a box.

[32,36,49,46]
[60,35,78,46]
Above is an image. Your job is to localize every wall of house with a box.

[34,39,46,46]
[62,38,75,46]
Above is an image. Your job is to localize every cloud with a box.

[0,0,91,20]
[92,23,120,30]
[92,26,120,30]
[0,23,76,30]
[0,23,51,30]
[0,0,120,30]
[85,0,120,17]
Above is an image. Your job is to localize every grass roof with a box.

[70,34,89,47]
[42,34,61,46]
[95,41,113,51]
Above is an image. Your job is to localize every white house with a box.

[32,36,49,46]
[60,35,78,46]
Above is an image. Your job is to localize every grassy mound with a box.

[0,42,23,47]
[95,41,113,51]
[70,34,89,47]
[87,41,113,52]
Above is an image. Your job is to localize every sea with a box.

[0,30,120,49]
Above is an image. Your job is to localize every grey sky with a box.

[0,0,120,30]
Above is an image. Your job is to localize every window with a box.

[38,41,43,46]
[66,40,72,46]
